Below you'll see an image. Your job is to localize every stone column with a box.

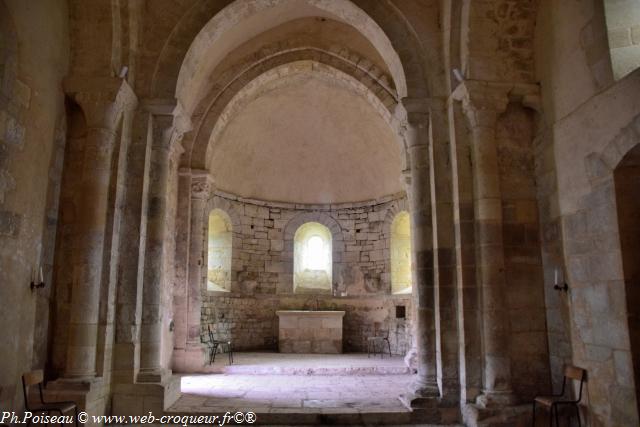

[186,171,214,362]
[429,102,460,405]
[63,78,137,379]
[458,81,514,407]
[402,99,440,402]
[138,105,190,382]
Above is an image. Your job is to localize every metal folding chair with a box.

[532,365,586,427]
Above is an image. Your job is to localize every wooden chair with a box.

[207,325,233,364]
[366,322,392,358]
[532,365,586,427]
[22,370,78,427]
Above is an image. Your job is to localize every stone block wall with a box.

[497,104,551,399]
[199,193,413,354]
[604,0,640,80]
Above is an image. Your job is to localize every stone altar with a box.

[276,310,345,354]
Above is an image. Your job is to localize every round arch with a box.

[175,0,410,115]
[144,0,434,104]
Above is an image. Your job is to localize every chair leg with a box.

[532,401,536,427]
[386,339,391,357]
[554,404,559,427]
[549,405,553,427]
[75,406,79,427]
[574,404,581,427]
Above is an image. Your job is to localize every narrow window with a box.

[391,211,412,294]
[207,209,232,292]
[294,222,332,293]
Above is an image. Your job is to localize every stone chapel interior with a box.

[2,0,640,426]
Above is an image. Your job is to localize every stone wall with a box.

[536,0,640,424]
[199,193,414,354]
[497,104,550,399]
[0,0,68,411]
[604,0,640,80]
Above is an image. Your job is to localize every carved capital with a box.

[190,171,215,200]
[452,80,540,128]
[401,97,430,128]
[64,77,138,130]
[144,99,191,158]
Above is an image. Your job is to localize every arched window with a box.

[391,211,412,294]
[207,209,232,292]
[294,222,332,293]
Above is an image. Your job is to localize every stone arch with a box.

[207,195,242,231]
[281,212,343,293]
[382,197,410,238]
[193,58,401,170]
[146,0,434,102]
[175,0,410,113]
[584,112,640,186]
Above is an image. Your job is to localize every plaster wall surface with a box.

[209,73,403,204]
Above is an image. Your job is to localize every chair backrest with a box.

[22,370,43,387]
[22,370,44,410]
[373,322,389,338]
[563,365,587,402]
[564,365,586,381]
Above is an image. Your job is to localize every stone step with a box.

[215,364,411,376]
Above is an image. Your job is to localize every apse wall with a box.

[199,193,414,354]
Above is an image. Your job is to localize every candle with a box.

[554,269,558,285]
[39,266,44,284]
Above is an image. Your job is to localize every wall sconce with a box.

[30,266,45,291]
[553,268,569,292]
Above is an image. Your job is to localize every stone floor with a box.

[202,351,411,375]
[167,352,459,425]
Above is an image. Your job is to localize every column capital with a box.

[64,77,138,130]
[190,170,215,200]
[144,99,191,157]
[401,97,430,129]
[452,80,540,128]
